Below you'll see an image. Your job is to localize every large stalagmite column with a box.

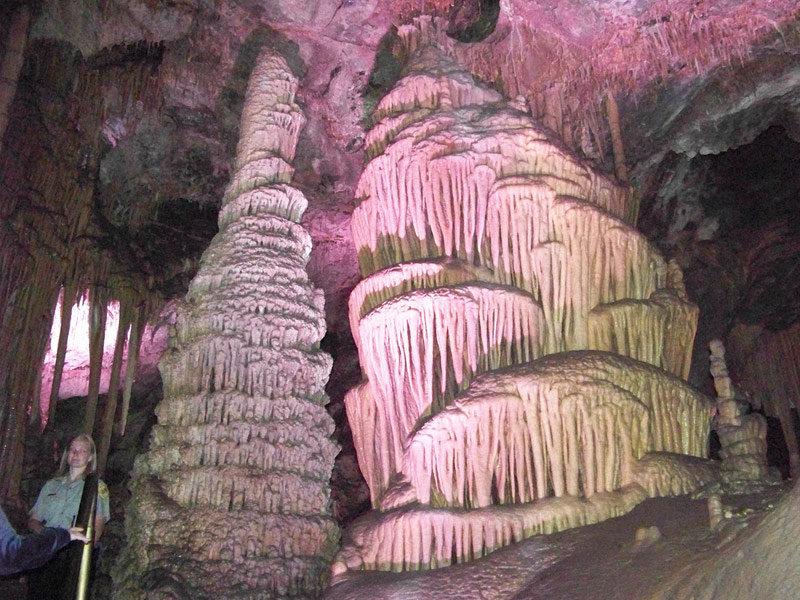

[113,49,339,600]
[337,20,716,576]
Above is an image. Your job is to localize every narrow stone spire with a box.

[114,48,339,600]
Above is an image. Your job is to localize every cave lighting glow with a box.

[38,289,123,424]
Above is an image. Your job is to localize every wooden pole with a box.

[72,473,97,600]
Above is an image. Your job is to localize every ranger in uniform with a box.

[27,434,110,599]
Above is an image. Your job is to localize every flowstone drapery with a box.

[336,27,716,576]
[114,50,339,599]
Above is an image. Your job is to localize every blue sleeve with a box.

[0,506,72,577]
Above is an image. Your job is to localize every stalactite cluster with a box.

[340,485,649,573]
[114,50,339,599]
[0,42,106,497]
[340,31,715,575]
[588,288,698,380]
[393,7,798,163]
[391,352,710,511]
[351,283,544,504]
[0,28,171,502]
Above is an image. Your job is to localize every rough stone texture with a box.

[726,322,800,477]
[647,481,800,600]
[113,50,339,600]
[1,1,800,598]
[708,339,774,487]
[337,30,716,576]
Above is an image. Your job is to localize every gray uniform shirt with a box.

[30,477,110,530]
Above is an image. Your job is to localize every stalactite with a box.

[118,303,146,436]
[0,255,62,501]
[97,295,134,475]
[352,96,637,277]
[370,46,504,124]
[334,484,649,574]
[396,8,791,171]
[357,284,544,444]
[345,382,391,507]
[350,284,544,504]
[587,289,698,380]
[348,259,488,348]
[388,352,711,511]
[605,91,628,183]
[0,29,110,501]
[46,282,78,428]
[83,285,109,435]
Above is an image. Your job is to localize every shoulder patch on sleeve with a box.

[98,482,110,499]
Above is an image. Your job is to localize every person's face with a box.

[67,440,91,470]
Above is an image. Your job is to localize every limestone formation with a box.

[709,339,772,486]
[114,49,339,599]
[727,323,800,476]
[707,494,723,529]
[338,28,715,577]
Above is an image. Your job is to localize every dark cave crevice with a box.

[639,124,800,386]
[446,0,501,43]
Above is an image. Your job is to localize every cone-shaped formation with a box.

[709,339,773,486]
[114,50,339,599]
[340,32,713,575]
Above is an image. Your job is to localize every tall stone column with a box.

[114,49,339,600]
[709,339,772,487]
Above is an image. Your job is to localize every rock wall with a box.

[113,49,339,599]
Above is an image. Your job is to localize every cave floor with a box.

[0,482,790,599]
[323,482,792,600]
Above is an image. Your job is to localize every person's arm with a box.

[0,507,72,577]
[28,516,45,533]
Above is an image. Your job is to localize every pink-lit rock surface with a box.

[1,1,800,600]
[38,295,168,423]
[113,49,339,599]
[323,484,794,600]
[338,27,717,577]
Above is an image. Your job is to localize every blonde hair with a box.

[57,434,98,478]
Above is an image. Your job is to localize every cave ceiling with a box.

[1,0,800,388]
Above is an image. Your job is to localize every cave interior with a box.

[1,0,800,599]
